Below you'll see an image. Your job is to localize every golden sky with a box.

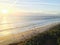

[0,0,60,16]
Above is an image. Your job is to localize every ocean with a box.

[0,15,60,34]
[0,15,60,45]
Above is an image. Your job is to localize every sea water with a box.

[0,15,60,35]
[0,15,60,45]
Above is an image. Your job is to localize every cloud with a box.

[0,0,59,14]
[0,0,16,4]
[0,0,59,7]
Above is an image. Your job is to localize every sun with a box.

[1,9,8,14]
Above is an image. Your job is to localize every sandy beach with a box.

[0,22,60,45]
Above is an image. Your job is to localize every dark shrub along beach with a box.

[9,24,60,45]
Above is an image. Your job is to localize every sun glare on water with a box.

[1,9,8,14]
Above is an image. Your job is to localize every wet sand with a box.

[0,23,60,45]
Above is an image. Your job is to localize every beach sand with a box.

[8,23,60,45]
[0,23,60,45]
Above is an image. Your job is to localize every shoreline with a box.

[0,22,60,45]
[8,23,60,45]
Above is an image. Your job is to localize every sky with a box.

[0,0,60,15]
